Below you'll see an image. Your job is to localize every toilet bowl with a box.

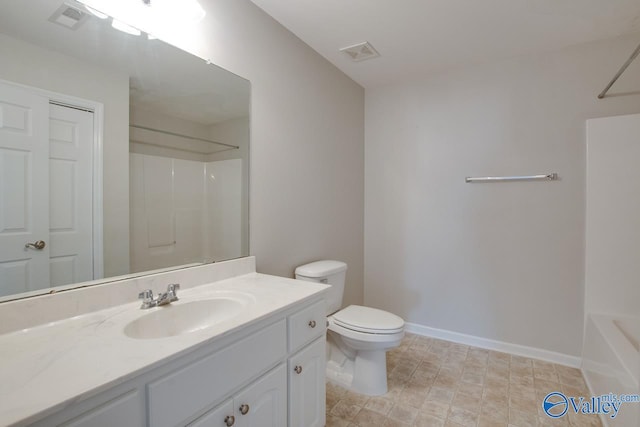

[295,261,405,395]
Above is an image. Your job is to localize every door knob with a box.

[294,365,303,374]
[25,240,46,250]
[224,415,235,426]
[239,404,250,415]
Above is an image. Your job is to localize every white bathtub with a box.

[582,314,639,427]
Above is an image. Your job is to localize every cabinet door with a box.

[234,364,286,427]
[288,337,325,427]
[188,399,234,427]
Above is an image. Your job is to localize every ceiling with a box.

[250,0,640,88]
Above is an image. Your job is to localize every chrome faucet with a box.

[138,284,180,309]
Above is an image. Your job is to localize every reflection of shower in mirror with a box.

[130,155,243,273]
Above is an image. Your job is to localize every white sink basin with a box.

[124,295,252,339]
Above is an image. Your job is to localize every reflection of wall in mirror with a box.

[0,32,130,278]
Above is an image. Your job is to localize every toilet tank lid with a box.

[295,260,347,278]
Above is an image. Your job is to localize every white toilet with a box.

[295,260,404,396]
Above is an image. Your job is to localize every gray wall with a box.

[160,0,365,307]
[364,33,640,357]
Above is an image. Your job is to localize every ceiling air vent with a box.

[48,3,90,30]
[339,42,380,62]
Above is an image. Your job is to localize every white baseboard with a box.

[405,322,582,368]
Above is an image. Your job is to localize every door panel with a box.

[50,255,76,287]
[49,159,75,230]
[0,82,49,296]
[1,150,28,230]
[0,260,29,296]
[48,104,94,287]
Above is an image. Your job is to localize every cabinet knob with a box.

[224,415,235,426]
[239,404,250,415]
[308,320,316,328]
[294,365,303,374]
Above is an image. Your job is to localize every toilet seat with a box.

[328,320,405,345]
[332,305,404,335]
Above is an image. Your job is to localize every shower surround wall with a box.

[130,155,242,272]
[585,113,640,318]
[365,33,640,361]
[582,113,640,427]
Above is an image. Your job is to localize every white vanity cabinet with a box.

[26,297,326,427]
[147,320,287,427]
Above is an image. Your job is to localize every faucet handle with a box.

[138,289,154,301]
[166,283,180,300]
[138,289,156,309]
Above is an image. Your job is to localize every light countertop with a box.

[0,272,328,426]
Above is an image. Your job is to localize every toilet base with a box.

[352,350,388,395]
[326,333,395,396]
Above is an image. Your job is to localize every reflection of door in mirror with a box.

[0,80,101,297]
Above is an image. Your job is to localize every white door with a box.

[0,81,95,297]
[0,82,50,296]
[48,103,94,287]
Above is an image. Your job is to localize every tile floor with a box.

[326,333,602,427]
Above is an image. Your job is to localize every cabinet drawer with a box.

[60,390,143,427]
[148,320,286,427]
[288,300,325,353]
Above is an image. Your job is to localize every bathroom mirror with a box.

[0,0,250,301]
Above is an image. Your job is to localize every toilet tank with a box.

[295,260,347,315]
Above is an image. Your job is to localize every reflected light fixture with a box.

[76,0,206,36]
[111,19,141,36]
[84,5,108,19]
